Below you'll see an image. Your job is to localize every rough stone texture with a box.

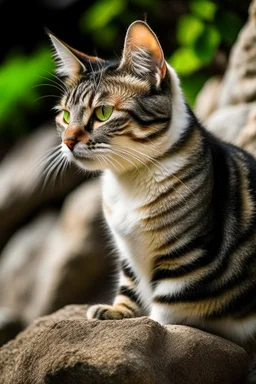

[195,0,256,159]
[0,305,248,384]
[0,212,58,323]
[236,107,256,156]
[0,308,25,348]
[217,0,256,108]
[194,76,222,123]
[205,102,256,144]
[0,124,84,252]
[0,180,116,324]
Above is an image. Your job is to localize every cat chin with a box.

[75,157,105,171]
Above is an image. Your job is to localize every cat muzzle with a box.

[63,124,90,151]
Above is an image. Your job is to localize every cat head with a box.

[48,21,187,173]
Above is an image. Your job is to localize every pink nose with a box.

[63,123,90,151]
[64,137,77,151]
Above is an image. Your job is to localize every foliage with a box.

[0,48,54,137]
[0,0,247,141]
[169,0,243,105]
[80,0,157,49]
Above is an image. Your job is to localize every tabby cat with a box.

[48,21,256,346]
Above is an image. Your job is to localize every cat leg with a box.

[87,261,144,320]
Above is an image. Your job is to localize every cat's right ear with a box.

[47,31,104,79]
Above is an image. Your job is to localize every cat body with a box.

[102,120,256,345]
[48,21,256,346]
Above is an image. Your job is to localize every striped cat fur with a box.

[48,21,256,345]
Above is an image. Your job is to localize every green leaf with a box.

[189,0,217,21]
[80,0,126,31]
[177,15,204,46]
[193,25,220,63]
[0,48,54,130]
[169,47,203,76]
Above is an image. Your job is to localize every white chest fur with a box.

[102,170,154,305]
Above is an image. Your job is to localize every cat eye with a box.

[63,110,70,124]
[95,106,113,122]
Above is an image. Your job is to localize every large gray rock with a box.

[194,76,222,123]
[0,212,58,323]
[0,305,248,384]
[205,102,256,144]
[217,0,256,107]
[0,124,84,252]
[0,180,116,324]
[194,0,256,158]
[236,107,256,156]
[0,308,24,347]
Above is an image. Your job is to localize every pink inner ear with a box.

[126,22,166,78]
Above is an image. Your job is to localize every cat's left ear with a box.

[48,32,104,79]
[120,21,166,85]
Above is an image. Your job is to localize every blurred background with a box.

[0,0,253,345]
[0,0,250,150]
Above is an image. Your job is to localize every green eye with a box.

[63,110,70,124]
[95,105,113,122]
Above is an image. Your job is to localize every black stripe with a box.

[123,108,170,126]
[72,82,83,105]
[119,302,136,313]
[119,286,140,304]
[151,232,219,282]
[148,186,211,232]
[122,261,137,281]
[108,117,130,131]
[131,123,170,143]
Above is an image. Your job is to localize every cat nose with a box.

[64,136,77,151]
[63,123,89,151]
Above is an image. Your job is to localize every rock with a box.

[0,307,25,347]
[0,305,248,384]
[194,76,222,123]
[205,102,256,143]
[0,124,84,252]
[0,180,116,324]
[194,0,256,157]
[0,212,58,323]
[236,107,256,156]
[217,0,256,107]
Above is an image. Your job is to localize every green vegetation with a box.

[169,0,243,105]
[0,0,246,140]
[0,48,53,136]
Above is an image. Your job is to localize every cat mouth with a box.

[61,142,94,160]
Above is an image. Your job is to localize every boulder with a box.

[195,0,256,158]
[205,102,256,144]
[0,307,25,347]
[0,305,248,384]
[194,76,222,123]
[217,0,256,107]
[0,124,84,252]
[236,107,256,156]
[0,180,116,324]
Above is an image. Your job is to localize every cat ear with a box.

[47,31,104,78]
[120,21,166,83]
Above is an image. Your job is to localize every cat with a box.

[48,20,256,347]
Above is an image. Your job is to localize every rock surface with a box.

[217,0,256,107]
[0,307,25,348]
[195,0,256,158]
[0,180,116,324]
[0,124,84,252]
[0,305,248,384]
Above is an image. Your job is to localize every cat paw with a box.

[87,304,133,320]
